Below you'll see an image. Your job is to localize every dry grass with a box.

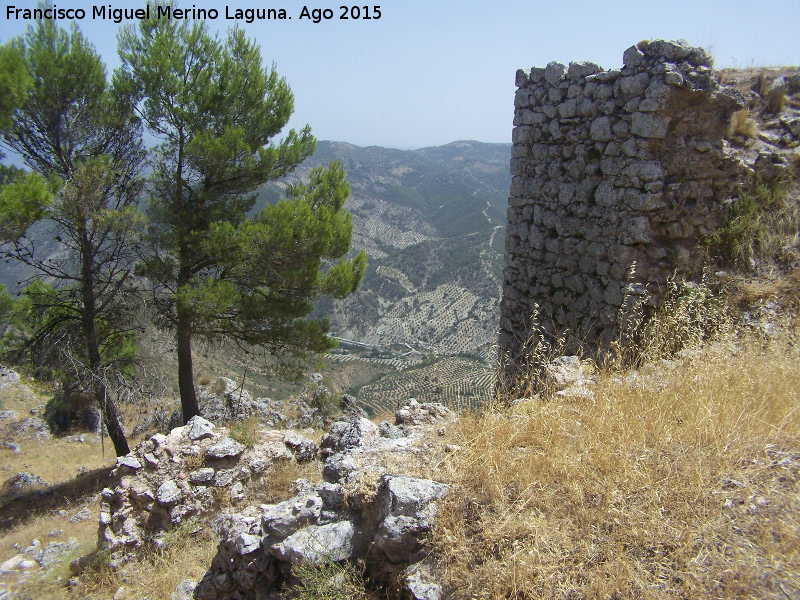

[767,89,787,114]
[246,458,323,506]
[228,416,259,448]
[720,270,800,313]
[0,503,99,598]
[72,519,219,600]
[426,326,800,599]
[727,109,758,139]
[0,437,117,495]
[757,71,770,96]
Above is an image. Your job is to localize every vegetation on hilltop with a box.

[1,18,145,456]
[0,5,365,448]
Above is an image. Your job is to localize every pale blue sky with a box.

[1,0,798,148]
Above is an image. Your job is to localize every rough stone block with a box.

[544,61,567,85]
[631,113,670,138]
[622,45,644,67]
[567,61,601,78]
[590,116,612,141]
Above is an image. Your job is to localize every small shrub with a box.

[197,374,212,386]
[209,377,227,394]
[228,417,258,448]
[211,485,234,509]
[184,449,205,470]
[629,278,725,366]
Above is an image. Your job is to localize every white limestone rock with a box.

[271,521,355,564]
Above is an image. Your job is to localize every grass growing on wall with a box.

[702,175,799,270]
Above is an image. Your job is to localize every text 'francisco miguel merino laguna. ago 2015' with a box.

[6,4,383,24]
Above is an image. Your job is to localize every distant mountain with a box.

[276,140,512,358]
[2,140,512,412]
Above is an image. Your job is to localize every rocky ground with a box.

[0,364,459,599]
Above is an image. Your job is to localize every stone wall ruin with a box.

[499,40,753,374]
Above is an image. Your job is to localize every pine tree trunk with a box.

[79,219,130,457]
[95,379,130,457]
[176,302,200,423]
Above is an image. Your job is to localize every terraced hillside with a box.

[352,356,495,415]
[255,141,511,409]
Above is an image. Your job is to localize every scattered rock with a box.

[405,562,443,600]
[171,580,198,600]
[0,555,23,573]
[283,432,318,462]
[206,438,246,460]
[379,421,404,439]
[6,417,51,441]
[5,472,46,492]
[395,399,450,427]
[68,507,92,523]
[2,442,20,454]
[544,356,591,391]
[35,540,79,569]
[0,367,20,386]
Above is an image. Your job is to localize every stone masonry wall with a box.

[499,40,749,374]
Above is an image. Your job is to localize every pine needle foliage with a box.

[116,5,366,421]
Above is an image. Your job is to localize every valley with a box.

[0,140,512,415]
[233,140,511,413]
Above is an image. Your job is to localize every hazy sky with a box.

[1,0,798,148]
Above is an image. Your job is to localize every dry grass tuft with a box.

[756,71,770,96]
[208,377,227,395]
[727,109,758,139]
[767,89,787,114]
[720,270,800,313]
[246,458,323,506]
[290,559,375,600]
[427,325,800,599]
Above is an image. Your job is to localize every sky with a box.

[1,0,798,149]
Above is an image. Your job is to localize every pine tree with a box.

[0,14,144,456]
[117,9,366,422]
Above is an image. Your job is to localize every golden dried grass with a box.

[80,520,218,600]
[727,109,758,139]
[767,89,787,114]
[427,327,800,599]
